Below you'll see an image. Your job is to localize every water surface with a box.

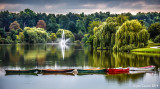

[0,44,160,89]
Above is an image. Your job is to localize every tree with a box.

[113,20,149,51]
[9,21,21,31]
[87,20,101,35]
[0,28,6,38]
[76,20,86,34]
[117,15,128,25]
[36,20,46,29]
[24,27,49,43]
[58,15,69,29]
[47,16,59,33]
[148,22,160,40]
[10,30,17,41]
[56,29,75,42]
[67,21,76,33]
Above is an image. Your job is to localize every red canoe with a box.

[108,68,129,73]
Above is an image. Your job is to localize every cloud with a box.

[0,0,159,14]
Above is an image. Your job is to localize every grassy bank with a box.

[131,43,160,53]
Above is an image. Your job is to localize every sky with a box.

[0,0,160,15]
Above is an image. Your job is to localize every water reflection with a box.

[0,44,160,85]
[0,44,160,69]
[88,50,160,68]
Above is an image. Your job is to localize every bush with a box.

[50,33,57,41]
[74,40,81,44]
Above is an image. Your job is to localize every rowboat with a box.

[5,72,37,75]
[77,68,106,73]
[42,72,74,76]
[128,65,155,71]
[5,69,38,74]
[128,71,154,75]
[39,69,74,73]
[108,67,129,73]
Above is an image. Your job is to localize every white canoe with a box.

[128,66,155,71]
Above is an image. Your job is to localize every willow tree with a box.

[113,20,149,52]
[93,15,128,49]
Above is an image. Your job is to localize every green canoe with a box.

[77,68,107,73]
[5,69,38,74]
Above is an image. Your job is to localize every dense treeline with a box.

[0,9,160,35]
[0,9,160,51]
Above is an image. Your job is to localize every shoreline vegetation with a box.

[0,9,160,53]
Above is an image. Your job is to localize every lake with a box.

[0,44,160,89]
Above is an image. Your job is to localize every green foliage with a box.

[18,32,24,42]
[117,15,128,25]
[0,35,13,44]
[148,22,160,40]
[23,27,49,43]
[81,34,89,43]
[50,33,57,41]
[0,28,6,38]
[47,16,59,32]
[113,20,149,52]
[76,20,86,34]
[87,21,101,35]
[10,30,17,41]
[92,16,128,49]
[56,29,75,42]
[154,34,160,43]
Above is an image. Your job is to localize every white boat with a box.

[128,65,155,71]
[129,71,154,74]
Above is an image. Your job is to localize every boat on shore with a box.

[128,65,155,71]
[77,68,106,73]
[108,67,129,73]
[39,69,74,73]
[5,69,38,74]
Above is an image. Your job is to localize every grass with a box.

[131,48,160,52]
[131,42,160,53]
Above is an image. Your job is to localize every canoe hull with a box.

[108,68,129,73]
[40,69,74,73]
[77,69,106,73]
[129,66,155,71]
[5,69,38,74]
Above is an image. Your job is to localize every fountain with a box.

[59,30,70,59]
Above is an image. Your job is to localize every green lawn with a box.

[131,43,160,53]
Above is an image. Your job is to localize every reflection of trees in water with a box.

[0,44,76,68]
[88,50,160,68]
[105,73,145,84]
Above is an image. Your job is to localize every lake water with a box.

[0,44,160,89]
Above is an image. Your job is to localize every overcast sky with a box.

[0,0,160,14]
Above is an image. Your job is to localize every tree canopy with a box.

[148,22,160,40]
[113,20,149,51]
